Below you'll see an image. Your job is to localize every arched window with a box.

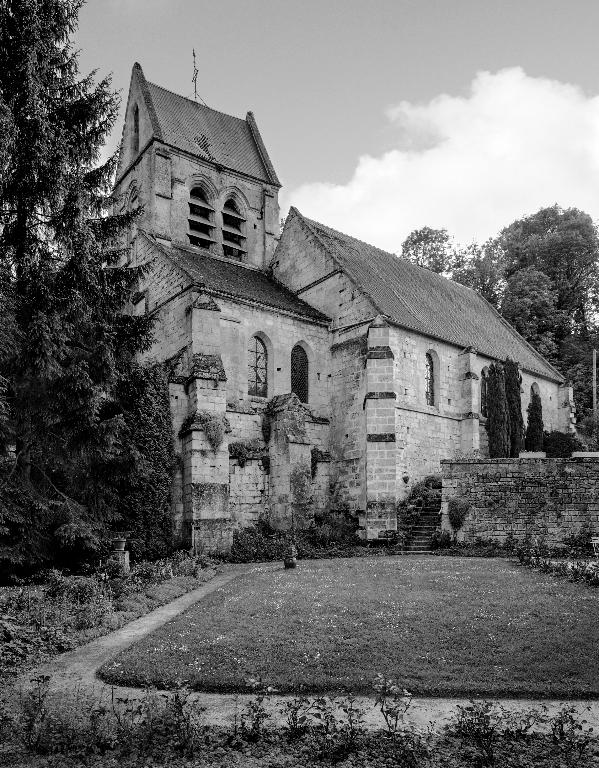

[480,368,488,418]
[221,198,247,260]
[425,353,435,406]
[291,345,309,403]
[248,336,267,397]
[132,105,139,155]
[188,186,215,250]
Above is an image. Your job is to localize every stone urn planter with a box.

[111,537,127,551]
[283,543,298,569]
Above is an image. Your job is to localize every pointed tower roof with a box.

[117,63,280,186]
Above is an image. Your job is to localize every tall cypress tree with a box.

[0,0,154,570]
[525,390,544,451]
[504,357,524,457]
[485,362,511,457]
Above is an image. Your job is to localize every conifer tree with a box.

[525,390,544,451]
[485,362,511,457]
[0,0,154,569]
[504,357,524,457]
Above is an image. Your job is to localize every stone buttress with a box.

[179,292,232,553]
[362,317,398,536]
[459,346,480,454]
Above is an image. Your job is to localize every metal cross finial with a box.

[192,49,199,101]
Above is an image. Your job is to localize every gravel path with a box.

[14,561,599,732]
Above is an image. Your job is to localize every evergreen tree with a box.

[503,358,524,457]
[0,0,154,570]
[525,390,544,452]
[485,363,511,457]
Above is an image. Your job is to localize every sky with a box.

[76,0,599,252]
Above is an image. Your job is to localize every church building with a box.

[114,63,576,551]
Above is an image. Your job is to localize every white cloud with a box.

[284,68,599,251]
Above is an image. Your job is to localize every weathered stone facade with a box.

[113,63,576,551]
[441,458,599,546]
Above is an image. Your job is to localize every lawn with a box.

[100,556,599,698]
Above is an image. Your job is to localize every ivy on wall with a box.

[113,364,178,560]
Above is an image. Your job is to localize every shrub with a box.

[543,430,584,457]
[397,474,441,534]
[228,438,265,468]
[179,410,226,451]
[447,497,470,533]
[431,530,452,550]
[563,521,594,558]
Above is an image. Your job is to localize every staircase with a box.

[404,512,439,554]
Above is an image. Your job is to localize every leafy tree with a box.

[485,363,511,457]
[499,205,599,334]
[0,0,154,570]
[500,268,566,364]
[401,227,453,274]
[525,390,544,451]
[451,239,505,307]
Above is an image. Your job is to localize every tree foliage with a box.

[504,358,524,458]
[0,0,156,572]
[485,363,511,458]
[401,227,453,274]
[525,390,544,452]
[451,239,505,307]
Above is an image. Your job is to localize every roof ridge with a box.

[147,80,247,124]
[246,110,281,187]
[134,64,163,141]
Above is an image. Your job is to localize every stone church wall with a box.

[215,296,331,421]
[390,326,464,494]
[441,457,599,546]
[229,458,270,526]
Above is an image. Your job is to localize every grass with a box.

[99,556,599,699]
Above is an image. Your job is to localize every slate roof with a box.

[142,71,280,185]
[292,209,564,382]
[138,232,328,323]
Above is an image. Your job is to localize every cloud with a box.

[284,68,599,251]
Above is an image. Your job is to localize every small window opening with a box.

[480,369,488,418]
[291,345,309,403]
[425,353,435,406]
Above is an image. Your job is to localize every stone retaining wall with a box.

[441,457,599,546]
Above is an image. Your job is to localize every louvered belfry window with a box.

[291,345,309,403]
[248,336,267,397]
[425,353,435,406]
[188,187,215,250]
[222,198,247,260]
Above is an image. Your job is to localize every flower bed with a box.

[0,552,217,678]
